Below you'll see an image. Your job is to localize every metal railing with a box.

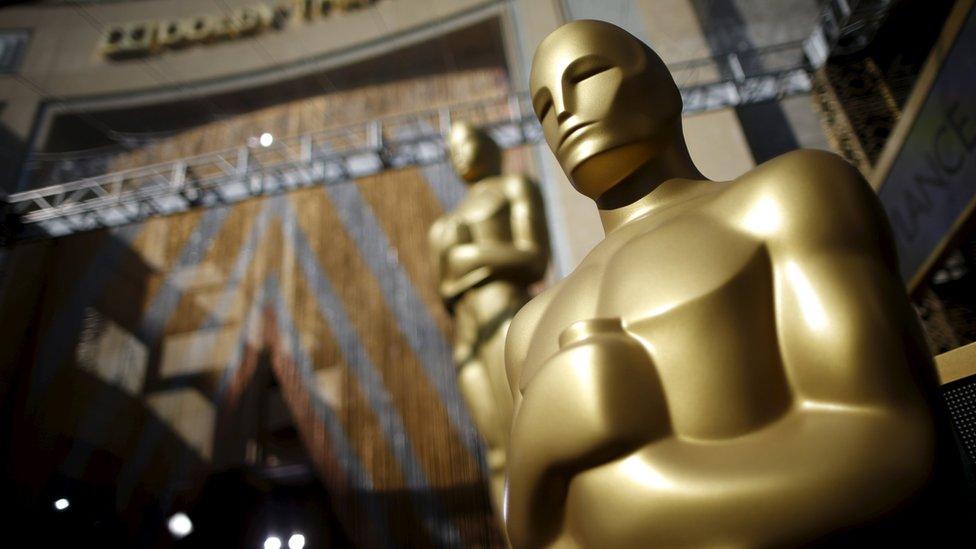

[3,94,542,241]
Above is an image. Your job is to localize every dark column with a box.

[690,0,800,163]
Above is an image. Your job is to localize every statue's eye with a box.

[536,99,553,120]
[570,65,612,84]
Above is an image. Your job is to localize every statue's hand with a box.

[440,266,491,300]
[507,318,670,546]
[445,243,494,279]
[514,318,670,463]
[440,218,471,246]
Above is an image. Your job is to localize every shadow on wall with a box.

[0,227,340,546]
[0,230,179,538]
[0,116,27,195]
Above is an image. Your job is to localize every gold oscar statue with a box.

[505,20,945,547]
[429,121,549,519]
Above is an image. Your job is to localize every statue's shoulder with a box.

[736,149,866,197]
[463,179,511,218]
[724,149,879,238]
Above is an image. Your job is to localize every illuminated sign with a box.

[99,0,384,58]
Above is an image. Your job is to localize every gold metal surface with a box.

[429,121,549,519]
[506,20,942,547]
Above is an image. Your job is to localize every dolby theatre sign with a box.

[100,0,386,58]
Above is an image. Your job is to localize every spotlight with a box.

[53,498,70,511]
[288,533,306,549]
[264,536,282,549]
[259,132,274,147]
[167,512,193,539]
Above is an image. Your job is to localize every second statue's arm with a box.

[445,176,549,285]
[429,216,472,304]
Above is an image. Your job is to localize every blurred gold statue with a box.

[429,121,549,518]
[505,20,943,547]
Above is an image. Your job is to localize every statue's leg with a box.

[483,318,516,437]
[458,358,507,517]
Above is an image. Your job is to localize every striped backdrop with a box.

[0,67,538,547]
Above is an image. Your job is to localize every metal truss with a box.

[3,44,817,244]
[2,95,542,243]
[804,0,895,68]
[672,40,813,113]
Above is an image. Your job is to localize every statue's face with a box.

[447,126,480,180]
[448,123,502,183]
[530,20,682,200]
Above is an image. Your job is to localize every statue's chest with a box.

[594,214,762,320]
[455,187,511,241]
[525,214,763,366]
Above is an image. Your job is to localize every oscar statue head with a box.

[448,121,502,183]
[530,20,684,202]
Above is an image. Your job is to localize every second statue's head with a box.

[448,121,502,183]
[530,20,683,201]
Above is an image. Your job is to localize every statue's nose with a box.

[551,90,570,123]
